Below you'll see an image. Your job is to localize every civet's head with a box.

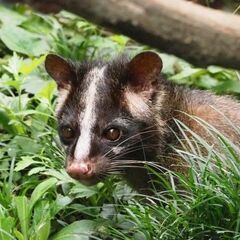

[45,52,163,185]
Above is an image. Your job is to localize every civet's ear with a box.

[126,51,162,93]
[45,54,76,89]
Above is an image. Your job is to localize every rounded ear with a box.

[45,54,76,89]
[127,51,163,92]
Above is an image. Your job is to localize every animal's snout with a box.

[67,161,94,180]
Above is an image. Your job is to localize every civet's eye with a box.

[60,126,75,140]
[103,128,121,141]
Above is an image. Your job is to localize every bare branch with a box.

[6,0,240,69]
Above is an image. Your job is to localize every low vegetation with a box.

[0,4,239,239]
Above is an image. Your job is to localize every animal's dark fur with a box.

[45,52,240,192]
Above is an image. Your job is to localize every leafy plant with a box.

[0,3,239,240]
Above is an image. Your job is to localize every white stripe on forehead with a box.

[74,66,106,161]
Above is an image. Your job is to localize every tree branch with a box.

[6,0,240,69]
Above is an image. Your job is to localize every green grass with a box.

[0,3,239,240]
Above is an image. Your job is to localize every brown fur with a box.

[45,52,240,193]
[151,83,240,175]
[122,83,240,193]
[179,90,240,144]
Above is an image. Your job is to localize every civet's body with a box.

[45,52,240,192]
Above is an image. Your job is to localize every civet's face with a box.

[45,52,162,185]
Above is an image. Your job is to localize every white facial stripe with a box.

[74,66,106,161]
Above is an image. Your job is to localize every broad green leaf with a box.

[56,10,80,20]
[196,75,219,89]
[0,216,15,240]
[20,13,53,35]
[2,80,22,92]
[109,35,129,46]
[28,166,46,176]
[69,183,98,198]
[100,204,116,219]
[9,136,41,155]
[15,156,38,172]
[13,229,24,240]
[0,25,50,56]
[55,194,72,214]
[22,75,49,94]
[0,5,26,26]
[7,119,25,135]
[33,202,51,240]
[52,220,97,240]
[30,177,57,210]
[19,55,46,75]
[35,220,51,240]
[0,92,14,106]
[3,52,23,77]
[36,81,56,101]
[214,80,240,94]
[161,53,189,76]
[170,68,207,83]
[15,196,30,240]
[43,169,75,183]
[0,110,16,134]
[9,94,29,112]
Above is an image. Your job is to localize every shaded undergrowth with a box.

[0,3,239,240]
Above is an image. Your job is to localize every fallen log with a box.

[5,0,240,69]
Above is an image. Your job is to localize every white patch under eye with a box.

[124,89,151,118]
[112,146,124,155]
[74,66,106,161]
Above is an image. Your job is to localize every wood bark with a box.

[6,0,240,69]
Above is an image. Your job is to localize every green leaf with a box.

[35,220,51,240]
[0,109,16,134]
[30,102,51,135]
[1,80,22,92]
[15,156,38,172]
[19,55,46,75]
[33,201,51,240]
[22,75,49,94]
[109,35,129,46]
[9,136,41,155]
[15,196,30,240]
[43,169,75,183]
[170,68,207,83]
[36,81,56,102]
[55,194,72,214]
[207,65,228,74]
[0,216,15,240]
[13,229,24,240]
[196,75,219,89]
[28,166,46,176]
[0,92,12,106]
[69,183,98,198]
[0,5,26,26]
[0,25,50,56]
[30,178,57,210]
[52,220,97,240]
[214,80,240,94]
[3,52,23,77]
[20,13,53,35]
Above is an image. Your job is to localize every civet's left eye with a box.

[62,127,74,139]
[59,126,75,144]
[103,128,122,141]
